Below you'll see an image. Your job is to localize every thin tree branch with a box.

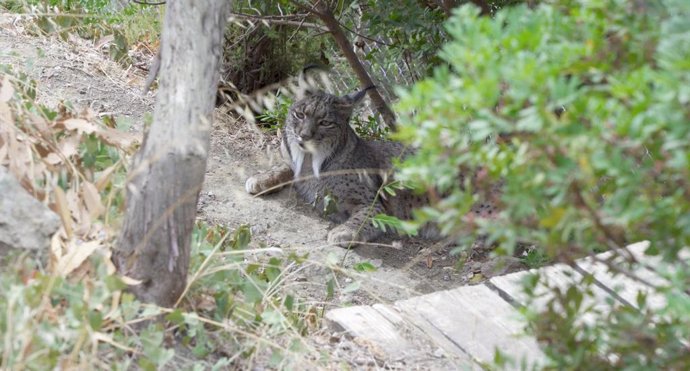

[336,18,392,47]
[229,12,328,32]
[305,2,397,129]
[570,180,628,249]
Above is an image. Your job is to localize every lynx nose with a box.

[297,123,314,139]
[297,131,313,142]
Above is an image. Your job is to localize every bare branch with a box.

[307,2,397,129]
[229,12,327,32]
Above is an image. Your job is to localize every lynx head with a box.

[285,88,370,176]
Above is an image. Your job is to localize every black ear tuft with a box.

[302,64,328,75]
[344,85,375,105]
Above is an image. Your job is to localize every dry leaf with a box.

[67,187,91,235]
[82,181,106,219]
[105,290,121,320]
[426,255,433,269]
[120,275,143,286]
[55,240,101,276]
[30,115,51,135]
[0,76,14,102]
[54,186,74,238]
[58,134,80,159]
[0,143,7,164]
[96,127,140,150]
[0,102,12,125]
[66,187,82,222]
[95,162,119,191]
[31,161,47,179]
[64,118,97,135]
[102,247,116,275]
[45,152,62,165]
[95,34,115,49]
[197,294,216,312]
[50,231,64,268]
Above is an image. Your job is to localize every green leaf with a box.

[232,224,252,249]
[326,278,335,300]
[343,281,361,294]
[165,309,185,326]
[284,294,294,311]
[353,261,378,272]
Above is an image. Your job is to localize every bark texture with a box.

[115,0,230,307]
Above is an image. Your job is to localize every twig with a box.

[229,12,328,32]
[132,0,166,5]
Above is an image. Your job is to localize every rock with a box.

[353,357,368,365]
[0,167,61,258]
[480,256,525,278]
[250,224,266,235]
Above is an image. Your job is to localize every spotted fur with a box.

[245,89,497,247]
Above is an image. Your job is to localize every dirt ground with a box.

[1,13,524,368]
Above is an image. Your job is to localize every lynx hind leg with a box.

[245,163,293,195]
[327,204,384,248]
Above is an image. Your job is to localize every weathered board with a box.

[325,241,684,370]
[325,302,472,368]
[575,252,668,310]
[395,284,544,368]
[325,304,415,358]
[490,263,616,305]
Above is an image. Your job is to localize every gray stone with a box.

[0,167,61,257]
[480,256,525,278]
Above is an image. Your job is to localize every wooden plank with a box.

[395,284,544,368]
[325,305,415,357]
[575,251,668,310]
[388,301,478,369]
[370,303,476,368]
[325,304,474,368]
[489,264,616,325]
[490,264,610,307]
[625,240,690,276]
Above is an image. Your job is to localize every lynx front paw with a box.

[245,176,262,195]
[244,164,293,196]
[327,226,360,248]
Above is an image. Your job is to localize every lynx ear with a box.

[296,64,327,100]
[343,85,375,105]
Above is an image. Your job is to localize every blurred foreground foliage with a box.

[396,0,690,368]
[0,65,318,369]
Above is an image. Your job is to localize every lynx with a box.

[245,87,497,247]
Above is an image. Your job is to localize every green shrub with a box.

[395,0,690,368]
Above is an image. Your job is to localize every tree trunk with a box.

[312,5,397,131]
[114,0,230,307]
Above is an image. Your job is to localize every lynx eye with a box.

[293,111,305,120]
[320,120,335,127]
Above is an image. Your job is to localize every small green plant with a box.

[254,93,292,133]
[520,246,550,269]
[352,113,389,139]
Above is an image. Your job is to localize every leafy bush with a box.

[395,0,690,368]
